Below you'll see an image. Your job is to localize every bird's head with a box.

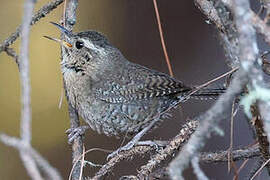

[44,22,123,77]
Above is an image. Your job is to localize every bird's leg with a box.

[66,125,90,144]
[107,116,161,160]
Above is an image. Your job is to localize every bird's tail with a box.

[188,87,226,100]
[177,86,226,102]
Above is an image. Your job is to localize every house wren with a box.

[45,22,224,156]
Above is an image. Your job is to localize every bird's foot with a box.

[107,119,161,160]
[106,140,164,160]
[66,125,89,144]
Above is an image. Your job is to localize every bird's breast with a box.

[62,70,93,108]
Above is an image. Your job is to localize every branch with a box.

[195,0,239,68]
[88,1,269,179]
[0,134,62,180]
[66,99,83,180]
[90,119,260,179]
[3,47,19,67]
[138,120,198,179]
[192,156,208,180]
[18,0,41,179]
[91,146,153,180]
[168,69,247,179]
[195,0,270,56]
[0,0,64,53]
[200,146,260,163]
[194,0,224,32]
[0,0,63,179]
[64,0,78,29]
[196,0,270,174]
[144,146,260,179]
[251,11,270,45]
[90,120,197,179]
[168,4,247,174]
[251,105,270,174]
[115,146,260,180]
[20,0,34,146]
[61,1,81,180]
[168,0,270,178]
[232,0,270,173]
[258,102,270,162]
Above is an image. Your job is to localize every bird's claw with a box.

[66,126,89,144]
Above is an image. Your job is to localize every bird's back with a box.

[79,61,191,136]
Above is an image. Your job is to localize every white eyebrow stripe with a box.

[81,39,106,55]
[81,39,96,49]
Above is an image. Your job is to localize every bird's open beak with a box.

[43,22,73,48]
[50,22,73,37]
[43,35,72,48]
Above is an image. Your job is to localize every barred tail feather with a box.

[190,88,226,100]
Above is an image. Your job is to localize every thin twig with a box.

[69,148,107,180]
[250,158,270,180]
[188,67,238,97]
[63,0,67,26]
[152,0,174,76]
[228,99,237,172]
[79,145,85,180]
[0,0,64,53]
[58,89,64,108]
[233,159,249,180]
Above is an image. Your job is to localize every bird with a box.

[45,22,225,158]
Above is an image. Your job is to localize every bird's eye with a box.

[75,41,84,49]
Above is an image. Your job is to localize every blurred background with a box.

[0,0,266,179]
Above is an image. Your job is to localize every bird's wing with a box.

[95,63,191,104]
